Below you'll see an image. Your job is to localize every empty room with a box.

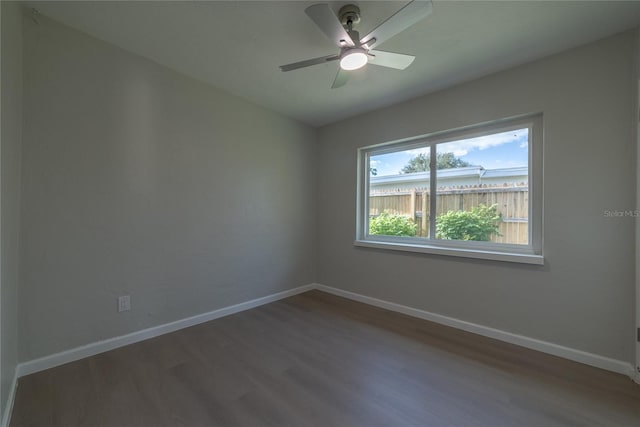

[2,0,640,425]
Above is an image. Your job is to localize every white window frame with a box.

[355,114,544,265]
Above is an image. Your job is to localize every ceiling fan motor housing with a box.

[338,4,361,26]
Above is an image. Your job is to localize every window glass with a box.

[435,129,528,245]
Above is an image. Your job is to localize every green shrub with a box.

[369,212,417,237]
[436,204,502,241]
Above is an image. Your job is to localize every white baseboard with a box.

[313,283,636,379]
[1,369,18,427]
[17,284,315,377]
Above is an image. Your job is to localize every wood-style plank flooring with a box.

[10,290,640,426]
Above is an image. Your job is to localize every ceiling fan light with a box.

[340,49,368,71]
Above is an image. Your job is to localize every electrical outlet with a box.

[117,295,131,312]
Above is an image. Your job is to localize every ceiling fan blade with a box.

[280,54,340,72]
[360,0,433,50]
[305,4,355,47]
[368,50,415,70]
[331,68,349,89]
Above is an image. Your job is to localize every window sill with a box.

[353,239,544,265]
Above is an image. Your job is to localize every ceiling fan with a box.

[279,0,433,88]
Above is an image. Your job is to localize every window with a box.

[356,115,543,264]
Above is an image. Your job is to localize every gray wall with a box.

[1,1,23,418]
[19,15,316,361]
[317,32,637,363]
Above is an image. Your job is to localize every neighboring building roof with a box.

[481,166,528,178]
[372,166,484,184]
[371,166,527,189]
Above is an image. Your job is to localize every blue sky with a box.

[371,128,529,176]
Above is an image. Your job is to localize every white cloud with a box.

[407,128,528,157]
[370,159,380,166]
[405,147,430,156]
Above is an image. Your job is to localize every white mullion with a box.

[429,144,437,239]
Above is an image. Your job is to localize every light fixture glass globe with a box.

[340,49,368,71]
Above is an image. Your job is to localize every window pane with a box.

[368,150,427,238]
[435,129,529,245]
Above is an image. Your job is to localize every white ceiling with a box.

[27,1,640,127]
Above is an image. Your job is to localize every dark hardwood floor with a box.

[10,290,640,426]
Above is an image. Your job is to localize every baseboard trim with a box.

[17,284,315,377]
[1,369,18,427]
[313,283,636,379]
[11,282,637,395]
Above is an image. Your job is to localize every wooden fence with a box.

[369,183,528,244]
